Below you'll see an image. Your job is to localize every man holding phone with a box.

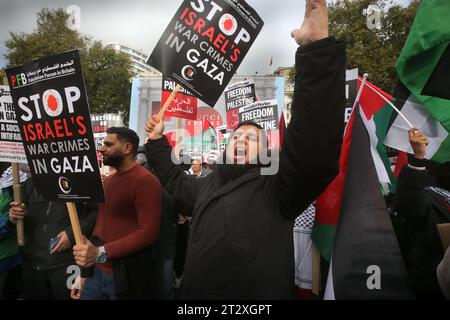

[9,177,97,300]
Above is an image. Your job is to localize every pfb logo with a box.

[10,73,27,88]
[181,65,196,81]
[58,176,72,194]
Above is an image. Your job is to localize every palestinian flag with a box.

[202,118,220,151]
[164,130,177,148]
[323,110,414,300]
[313,109,354,262]
[313,78,398,262]
[384,82,449,163]
[358,78,398,193]
[394,0,450,162]
[393,151,408,178]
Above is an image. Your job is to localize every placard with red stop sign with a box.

[147,0,264,107]
[5,50,105,203]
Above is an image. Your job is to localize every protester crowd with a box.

[0,0,449,300]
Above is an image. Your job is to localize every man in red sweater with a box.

[72,127,162,300]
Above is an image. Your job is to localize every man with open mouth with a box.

[145,0,345,299]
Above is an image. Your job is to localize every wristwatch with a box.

[96,246,108,264]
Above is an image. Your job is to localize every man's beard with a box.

[103,154,124,168]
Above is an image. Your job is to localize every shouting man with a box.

[145,0,345,299]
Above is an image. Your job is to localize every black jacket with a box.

[395,158,450,299]
[15,179,97,270]
[145,38,346,299]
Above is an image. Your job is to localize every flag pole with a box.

[66,202,84,246]
[12,163,25,246]
[312,243,321,296]
[157,83,182,121]
[363,80,414,128]
[175,117,183,160]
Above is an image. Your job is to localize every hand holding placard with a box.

[145,115,165,141]
[12,163,25,246]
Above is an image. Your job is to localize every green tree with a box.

[83,42,134,122]
[330,0,419,93]
[287,0,419,94]
[4,8,134,123]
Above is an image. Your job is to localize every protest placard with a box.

[148,0,263,107]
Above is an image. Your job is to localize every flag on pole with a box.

[358,78,398,193]
[384,82,450,163]
[393,151,408,178]
[394,0,450,162]
[398,0,450,101]
[313,112,353,262]
[323,110,414,300]
[313,77,399,261]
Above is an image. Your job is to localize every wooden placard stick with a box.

[11,163,25,246]
[156,83,182,121]
[174,117,183,160]
[312,243,321,296]
[66,202,84,246]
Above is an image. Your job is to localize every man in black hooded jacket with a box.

[9,178,97,299]
[145,0,345,299]
[395,129,450,299]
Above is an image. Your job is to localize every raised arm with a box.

[144,115,207,212]
[395,129,435,225]
[277,0,346,219]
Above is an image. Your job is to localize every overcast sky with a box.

[0,0,413,74]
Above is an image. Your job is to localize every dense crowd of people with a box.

[0,0,448,300]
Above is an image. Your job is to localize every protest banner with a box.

[6,50,105,245]
[5,50,104,203]
[239,99,279,131]
[0,85,27,164]
[1,84,28,245]
[224,79,256,130]
[162,76,198,120]
[91,113,123,146]
[147,0,264,107]
[90,113,123,173]
[345,68,358,124]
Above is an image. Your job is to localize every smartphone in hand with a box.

[48,236,61,253]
